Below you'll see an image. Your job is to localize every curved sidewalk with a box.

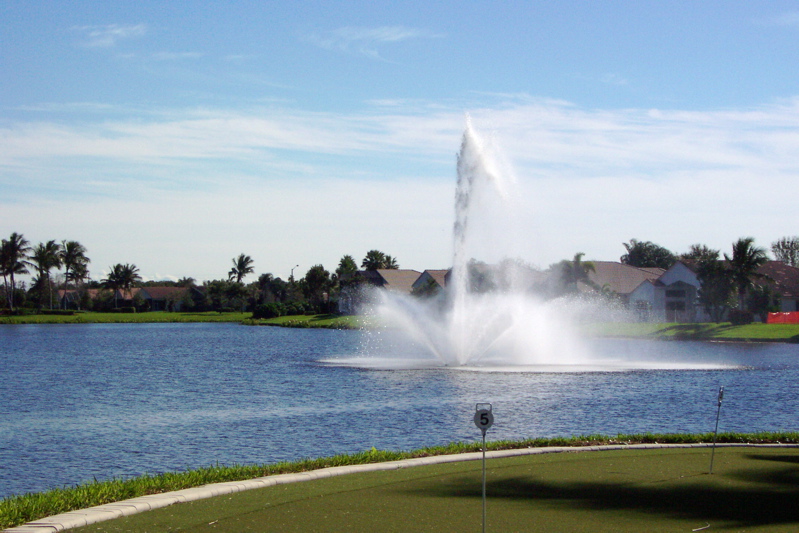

[7,442,798,532]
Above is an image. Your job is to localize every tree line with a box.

[3,230,798,319]
[557,236,798,323]
[0,231,400,314]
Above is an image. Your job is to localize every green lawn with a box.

[244,313,368,329]
[584,321,799,343]
[68,447,799,532]
[4,311,799,342]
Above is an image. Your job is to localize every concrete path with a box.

[7,443,798,532]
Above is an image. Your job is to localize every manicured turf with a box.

[69,447,799,532]
[244,313,366,329]
[4,311,799,342]
[585,321,799,343]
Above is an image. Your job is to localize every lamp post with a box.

[290,264,299,283]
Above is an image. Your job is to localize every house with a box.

[583,261,664,304]
[757,261,799,312]
[647,261,709,322]
[360,269,422,294]
[582,261,710,322]
[337,269,421,314]
[138,286,193,311]
[591,260,799,322]
[58,288,104,310]
[411,269,449,295]
[334,259,799,322]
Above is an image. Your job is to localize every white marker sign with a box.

[474,405,494,433]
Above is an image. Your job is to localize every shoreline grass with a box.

[0,311,251,325]
[584,321,799,343]
[243,313,367,329]
[2,432,798,529]
[4,311,799,343]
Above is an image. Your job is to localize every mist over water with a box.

[328,121,737,372]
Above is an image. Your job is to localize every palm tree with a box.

[30,240,62,309]
[68,260,90,309]
[103,263,142,308]
[724,237,768,310]
[228,254,254,283]
[1,232,32,311]
[680,244,720,264]
[361,250,398,271]
[383,255,399,270]
[59,240,89,309]
[558,252,597,294]
[361,250,386,271]
[176,277,196,288]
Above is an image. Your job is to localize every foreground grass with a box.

[0,311,251,325]
[71,446,799,533]
[3,432,798,529]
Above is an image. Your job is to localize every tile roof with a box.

[373,269,422,294]
[140,287,189,299]
[586,261,665,295]
[758,261,799,297]
[422,269,449,287]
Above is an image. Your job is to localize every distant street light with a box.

[290,264,299,283]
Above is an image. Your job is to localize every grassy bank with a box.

[75,446,799,533]
[0,311,251,325]
[4,311,799,343]
[586,321,799,343]
[249,314,799,342]
[2,432,798,529]
[243,313,367,329]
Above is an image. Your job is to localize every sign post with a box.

[474,403,494,533]
[709,386,724,474]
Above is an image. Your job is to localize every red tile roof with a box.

[758,261,799,297]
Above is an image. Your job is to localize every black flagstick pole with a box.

[709,386,724,474]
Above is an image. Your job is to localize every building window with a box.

[666,289,686,298]
[666,301,686,311]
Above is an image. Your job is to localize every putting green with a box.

[71,447,799,532]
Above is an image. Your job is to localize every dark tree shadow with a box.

[652,324,736,340]
[407,455,799,528]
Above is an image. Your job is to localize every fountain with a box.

[325,119,591,370]
[328,119,736,371]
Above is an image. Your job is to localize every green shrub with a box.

[253,303,286,319]
[284,302,307,316]
[729,309,754,325]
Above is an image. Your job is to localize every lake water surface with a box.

[1,322,797,499]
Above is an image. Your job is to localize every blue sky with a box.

[3,1,799,282]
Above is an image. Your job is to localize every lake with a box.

[1,322,797,499]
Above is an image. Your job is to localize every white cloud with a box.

[759,11,799,27]
[152,52,204,61]
[307,25,443,59]
[599,73,629,86]
[72,24,147,48]
[3,96,799,279]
